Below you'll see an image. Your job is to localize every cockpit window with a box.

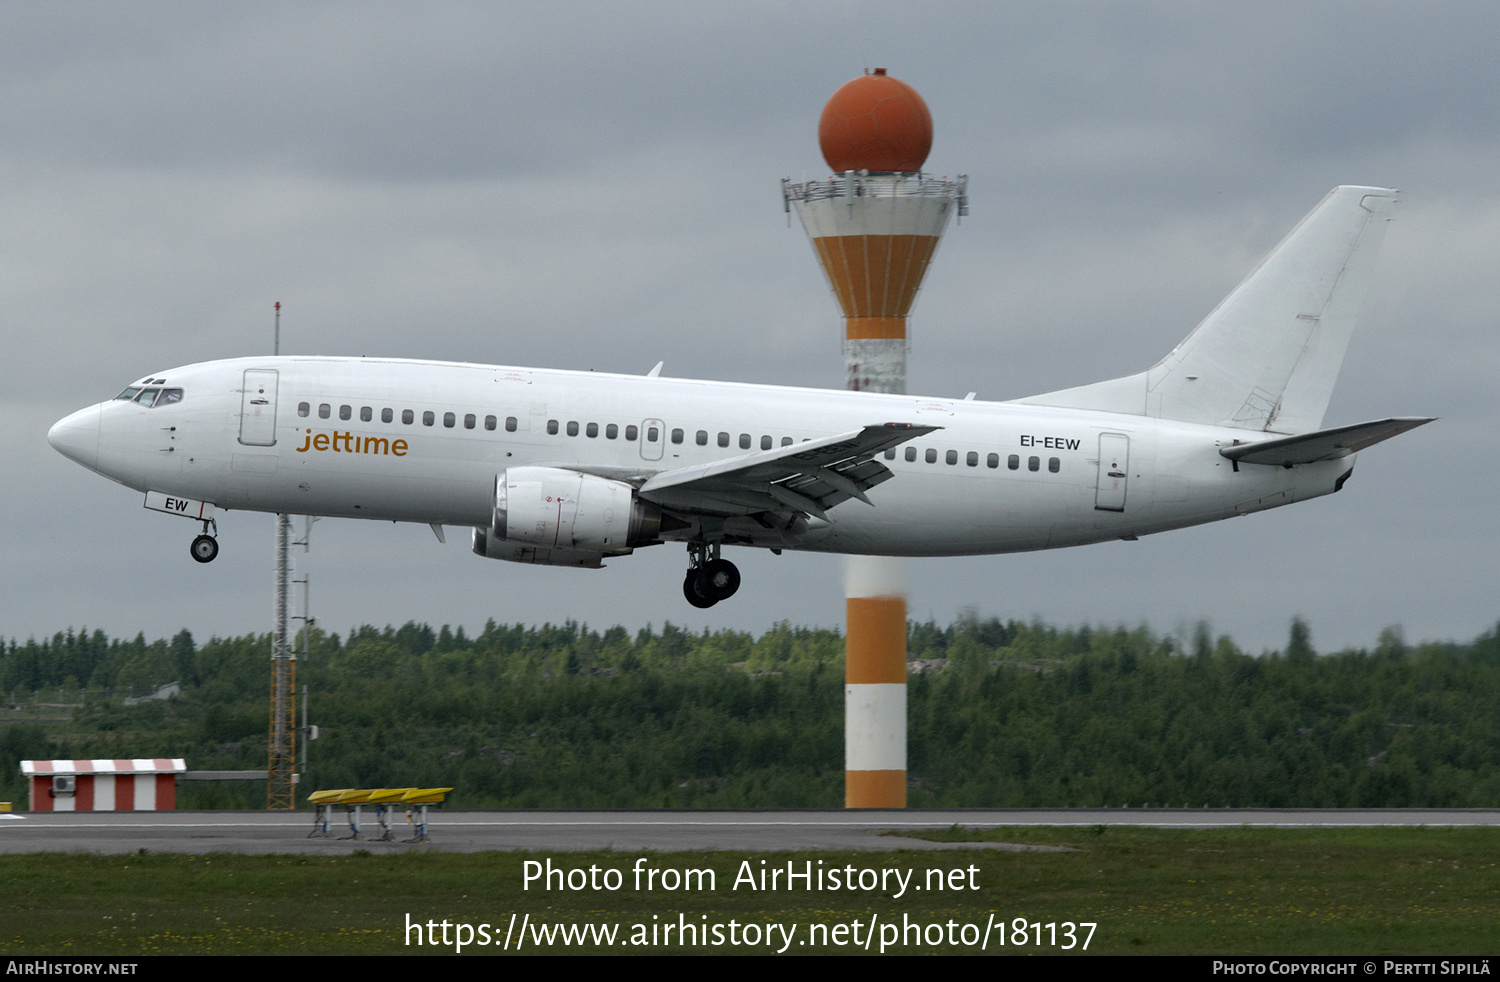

[116,386,183,407]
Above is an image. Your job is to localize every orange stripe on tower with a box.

[845,770,907,808]
[811,234,941,326]
[844,317,907,340]
[845,596,908,683]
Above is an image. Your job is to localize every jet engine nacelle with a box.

[470,466,662,568]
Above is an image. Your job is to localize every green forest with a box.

[3,616,1499,810]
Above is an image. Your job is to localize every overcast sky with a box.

[4,2,1495,655]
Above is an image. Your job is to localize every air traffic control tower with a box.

[783,70,966,807]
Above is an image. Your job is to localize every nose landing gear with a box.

[190,518,219,564]
[683,542,740,608]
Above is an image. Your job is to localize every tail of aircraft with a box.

[1015,186,1399,434]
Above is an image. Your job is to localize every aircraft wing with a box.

[1219,417,1434,466]
[639,423,940,520]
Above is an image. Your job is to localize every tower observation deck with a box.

[782,68,966,395]
[782,173,967,393]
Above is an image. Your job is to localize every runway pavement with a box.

[2,808,1497,855]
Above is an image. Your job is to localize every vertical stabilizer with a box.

[1015,187,1398,433]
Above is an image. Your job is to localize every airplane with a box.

[48,186,1431,608]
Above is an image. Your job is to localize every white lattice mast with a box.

[268,512,296,809]
[783,69,965,808]
[267,300,297,810]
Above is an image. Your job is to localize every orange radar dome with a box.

[818,68,933,174]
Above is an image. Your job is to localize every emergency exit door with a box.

[639,418,665,461]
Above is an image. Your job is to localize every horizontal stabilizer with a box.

[1219,417,1434,466]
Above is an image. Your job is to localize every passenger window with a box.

[925,448,937,463]
[1028,456,1040,471]
[484,416,496,431]
[443,412,456,428]
[464,414,476,429]
[967,451,978,467]
[547,419,559,435]
[987,453,999,469]
[717,432,730,448]
[359,406,372,422]
[298,402,310,417]
[758,435,770,450]
[382,408,393,423]
[739,434,751,450]
[566,421,579,436]
[946,450,958,465]
[646,426,659,442]
[606,423,618,439]
[884,449,896,460]
[423,411,436,426]
[1049,457,1060,473]
[781,437,792,447]
[319,404,331,419]
[905,447,917,462]
[402,410,414,425]
[625,424,638,441]
[696,430,708,446]
[671,428,683,444]
[339,405,352,421]
[586,422,599,438]
[1008,454,1019,470]
[505,417,517,432]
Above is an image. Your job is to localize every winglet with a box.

[646,361,664,378]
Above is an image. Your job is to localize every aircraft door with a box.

[1095,433,1129,512]
[639,418,664,461]
[239,369,279,447]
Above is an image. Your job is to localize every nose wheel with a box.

[190,518,219,564]
[683,543,739,607]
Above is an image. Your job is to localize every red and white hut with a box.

[20,759,186,812]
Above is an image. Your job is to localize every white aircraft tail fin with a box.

[1014,187,1398,434]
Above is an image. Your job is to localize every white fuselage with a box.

[49,355,1353,559]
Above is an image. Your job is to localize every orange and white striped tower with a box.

[842,555,908,806]
[783,70,966,807]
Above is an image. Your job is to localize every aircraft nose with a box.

[48,405,101,471]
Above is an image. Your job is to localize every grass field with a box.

[2,827,1496,955]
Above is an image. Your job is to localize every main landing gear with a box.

[190,518,219,564]
[683,541,740,608]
